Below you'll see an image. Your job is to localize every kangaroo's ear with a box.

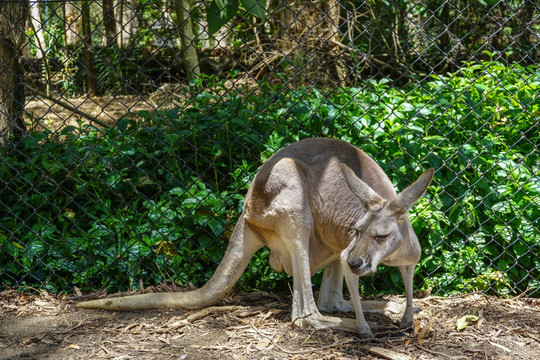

[390,168,435,215]
[341,164,385,211]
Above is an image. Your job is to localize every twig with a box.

[488,340,511,353]
[186,305,244,323]
[65,293,105,301]
[290,312,313,327]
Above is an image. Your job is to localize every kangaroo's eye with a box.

[374,234,390,241]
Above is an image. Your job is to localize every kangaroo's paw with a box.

[319,299,354,313]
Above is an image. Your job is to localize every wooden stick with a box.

[365,346,412,360]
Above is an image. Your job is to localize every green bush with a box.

[1,61,538,296]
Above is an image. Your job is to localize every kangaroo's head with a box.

[340,164,434,276]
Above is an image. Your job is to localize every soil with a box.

[1,290,539,360]
[24,94,160,131]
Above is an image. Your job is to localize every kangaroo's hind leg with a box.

[318,259,354,312]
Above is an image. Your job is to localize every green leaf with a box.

[424,135,445,143]
[207,0,239,35]
[240,0,266,19]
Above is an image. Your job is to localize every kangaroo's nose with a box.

[348,258,362,271]
[348,257,370,273]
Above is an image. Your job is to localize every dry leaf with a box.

[456,315,479,331]
[254,338,272,350]
[404,338,413,347]
[413,318,420,337]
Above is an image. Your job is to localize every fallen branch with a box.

[27,86,113,129]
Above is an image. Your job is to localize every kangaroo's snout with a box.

[347,256,372,275]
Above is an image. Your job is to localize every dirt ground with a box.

[24,94,159,131]
[1,289,539,360]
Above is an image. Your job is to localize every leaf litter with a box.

[1,289,539,360]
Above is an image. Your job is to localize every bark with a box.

[65,1,81,47]
[81,1,96,94]
[102,0,116,46]
[0,1,28,145]
[198,18,211,50]
[173,0,201,84]
[114,0,138,48]
[29,1,45,58]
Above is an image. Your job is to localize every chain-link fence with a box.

[0,0,539,298]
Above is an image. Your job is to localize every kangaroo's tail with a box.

[77,215,264,310]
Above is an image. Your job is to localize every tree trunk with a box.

[173,0,201,85]
[81,1,96,94]
[65,1,81,47]
[114,0,138,48]
[29,1,45,58]
[102,0,116,46]
[0,1,28,146]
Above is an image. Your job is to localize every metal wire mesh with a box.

[0,0,538,297]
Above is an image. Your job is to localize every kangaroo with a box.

[78,138,434,338]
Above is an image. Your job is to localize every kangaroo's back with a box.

[256,138,396,199]
[246,138,398,229]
